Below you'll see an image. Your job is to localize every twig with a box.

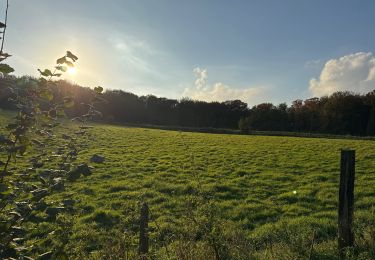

[0,0,9,54]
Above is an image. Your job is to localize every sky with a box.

[1,0,375,105]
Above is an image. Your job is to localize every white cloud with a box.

[183,68,265,103]
[193,67,207,90]
[309,52,375,96]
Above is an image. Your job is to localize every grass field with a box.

[1,111,375,259]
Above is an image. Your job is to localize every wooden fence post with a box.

[338,150,355,258]
[139,202,149,259]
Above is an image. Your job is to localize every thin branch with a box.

[0,0,9,55]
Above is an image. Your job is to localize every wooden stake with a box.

[338,150,355,258]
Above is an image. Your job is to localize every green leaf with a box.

[0,63,15,74]
[38,69,53,77]
[66,51,78,62]
[64,60,74,67]
[55,65,67,72]
[94,86,103,94]
[56,56,66,64]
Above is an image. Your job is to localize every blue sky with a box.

[2,0,375,105]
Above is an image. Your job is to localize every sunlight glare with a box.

[68,67,77,74]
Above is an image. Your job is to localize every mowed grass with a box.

[1,111,375,259]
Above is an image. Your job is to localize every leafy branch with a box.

[0,51,81,258]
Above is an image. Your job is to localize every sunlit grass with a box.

[1,111,375,258]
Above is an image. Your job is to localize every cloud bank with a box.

[183,67,265,103]
[309,52,375,96]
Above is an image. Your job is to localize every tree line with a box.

[1,75,374,136]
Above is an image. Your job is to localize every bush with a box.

[238,117,250,133]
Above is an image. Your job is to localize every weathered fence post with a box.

[139,202,149,259]
[338,150,355,258]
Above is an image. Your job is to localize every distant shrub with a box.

[238,117,250,133]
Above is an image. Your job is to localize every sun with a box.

[67,67,77,74]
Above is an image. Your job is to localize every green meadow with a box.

[1,111,375,259]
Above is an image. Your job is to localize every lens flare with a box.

[67,67,76,74]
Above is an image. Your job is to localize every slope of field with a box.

[1,111,375,259]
